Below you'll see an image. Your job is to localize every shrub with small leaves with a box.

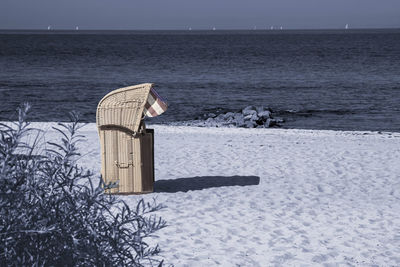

[0,104,167,266]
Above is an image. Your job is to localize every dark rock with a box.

[250,113,259,122]
[242,109,257,116]
[255,118,265,126]
[258,110,271,119]
[244,121,256,128]
[243,114,253,121]
[225,112,235,118]
[195,106,283,128]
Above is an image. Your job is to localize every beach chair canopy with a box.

[144,86,168,118]
[96,83,167,134]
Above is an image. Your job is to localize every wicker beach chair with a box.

[96,83,155,194]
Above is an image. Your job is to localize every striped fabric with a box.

[144,87,168,117]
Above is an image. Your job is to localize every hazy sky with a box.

[1,0,399,30]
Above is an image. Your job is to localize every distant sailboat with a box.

[280,26,283,30]
[47,25,51,30]
[188,27,192,31]
[212,27,216,31]
[345,24,349,30]
[270,26,274,30]
[76,26,79,30]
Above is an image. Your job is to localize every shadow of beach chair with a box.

[154,175,260,193]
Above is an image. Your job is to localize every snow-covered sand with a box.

[31,123,400,266]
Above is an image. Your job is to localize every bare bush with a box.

[0,104,167,266]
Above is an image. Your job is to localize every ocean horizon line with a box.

[0,27,399,33]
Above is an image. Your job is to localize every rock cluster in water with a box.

[195,106,284,128]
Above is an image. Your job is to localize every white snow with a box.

[25,123,400,266]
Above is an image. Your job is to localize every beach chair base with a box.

[99,128,154,194]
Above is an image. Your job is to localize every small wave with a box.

[2,82,49,89]
[279,109,356,116]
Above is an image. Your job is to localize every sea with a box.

[0,29,399,132]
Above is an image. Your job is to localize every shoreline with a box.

[6,121,400,136]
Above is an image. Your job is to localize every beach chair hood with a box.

[96,83,153,134]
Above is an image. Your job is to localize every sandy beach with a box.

[29,123,400,266]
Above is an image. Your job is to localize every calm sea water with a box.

[0,29,399,131]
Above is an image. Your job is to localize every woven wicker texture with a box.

[96,83,153,133]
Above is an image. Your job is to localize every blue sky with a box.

[1,0,399,30]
